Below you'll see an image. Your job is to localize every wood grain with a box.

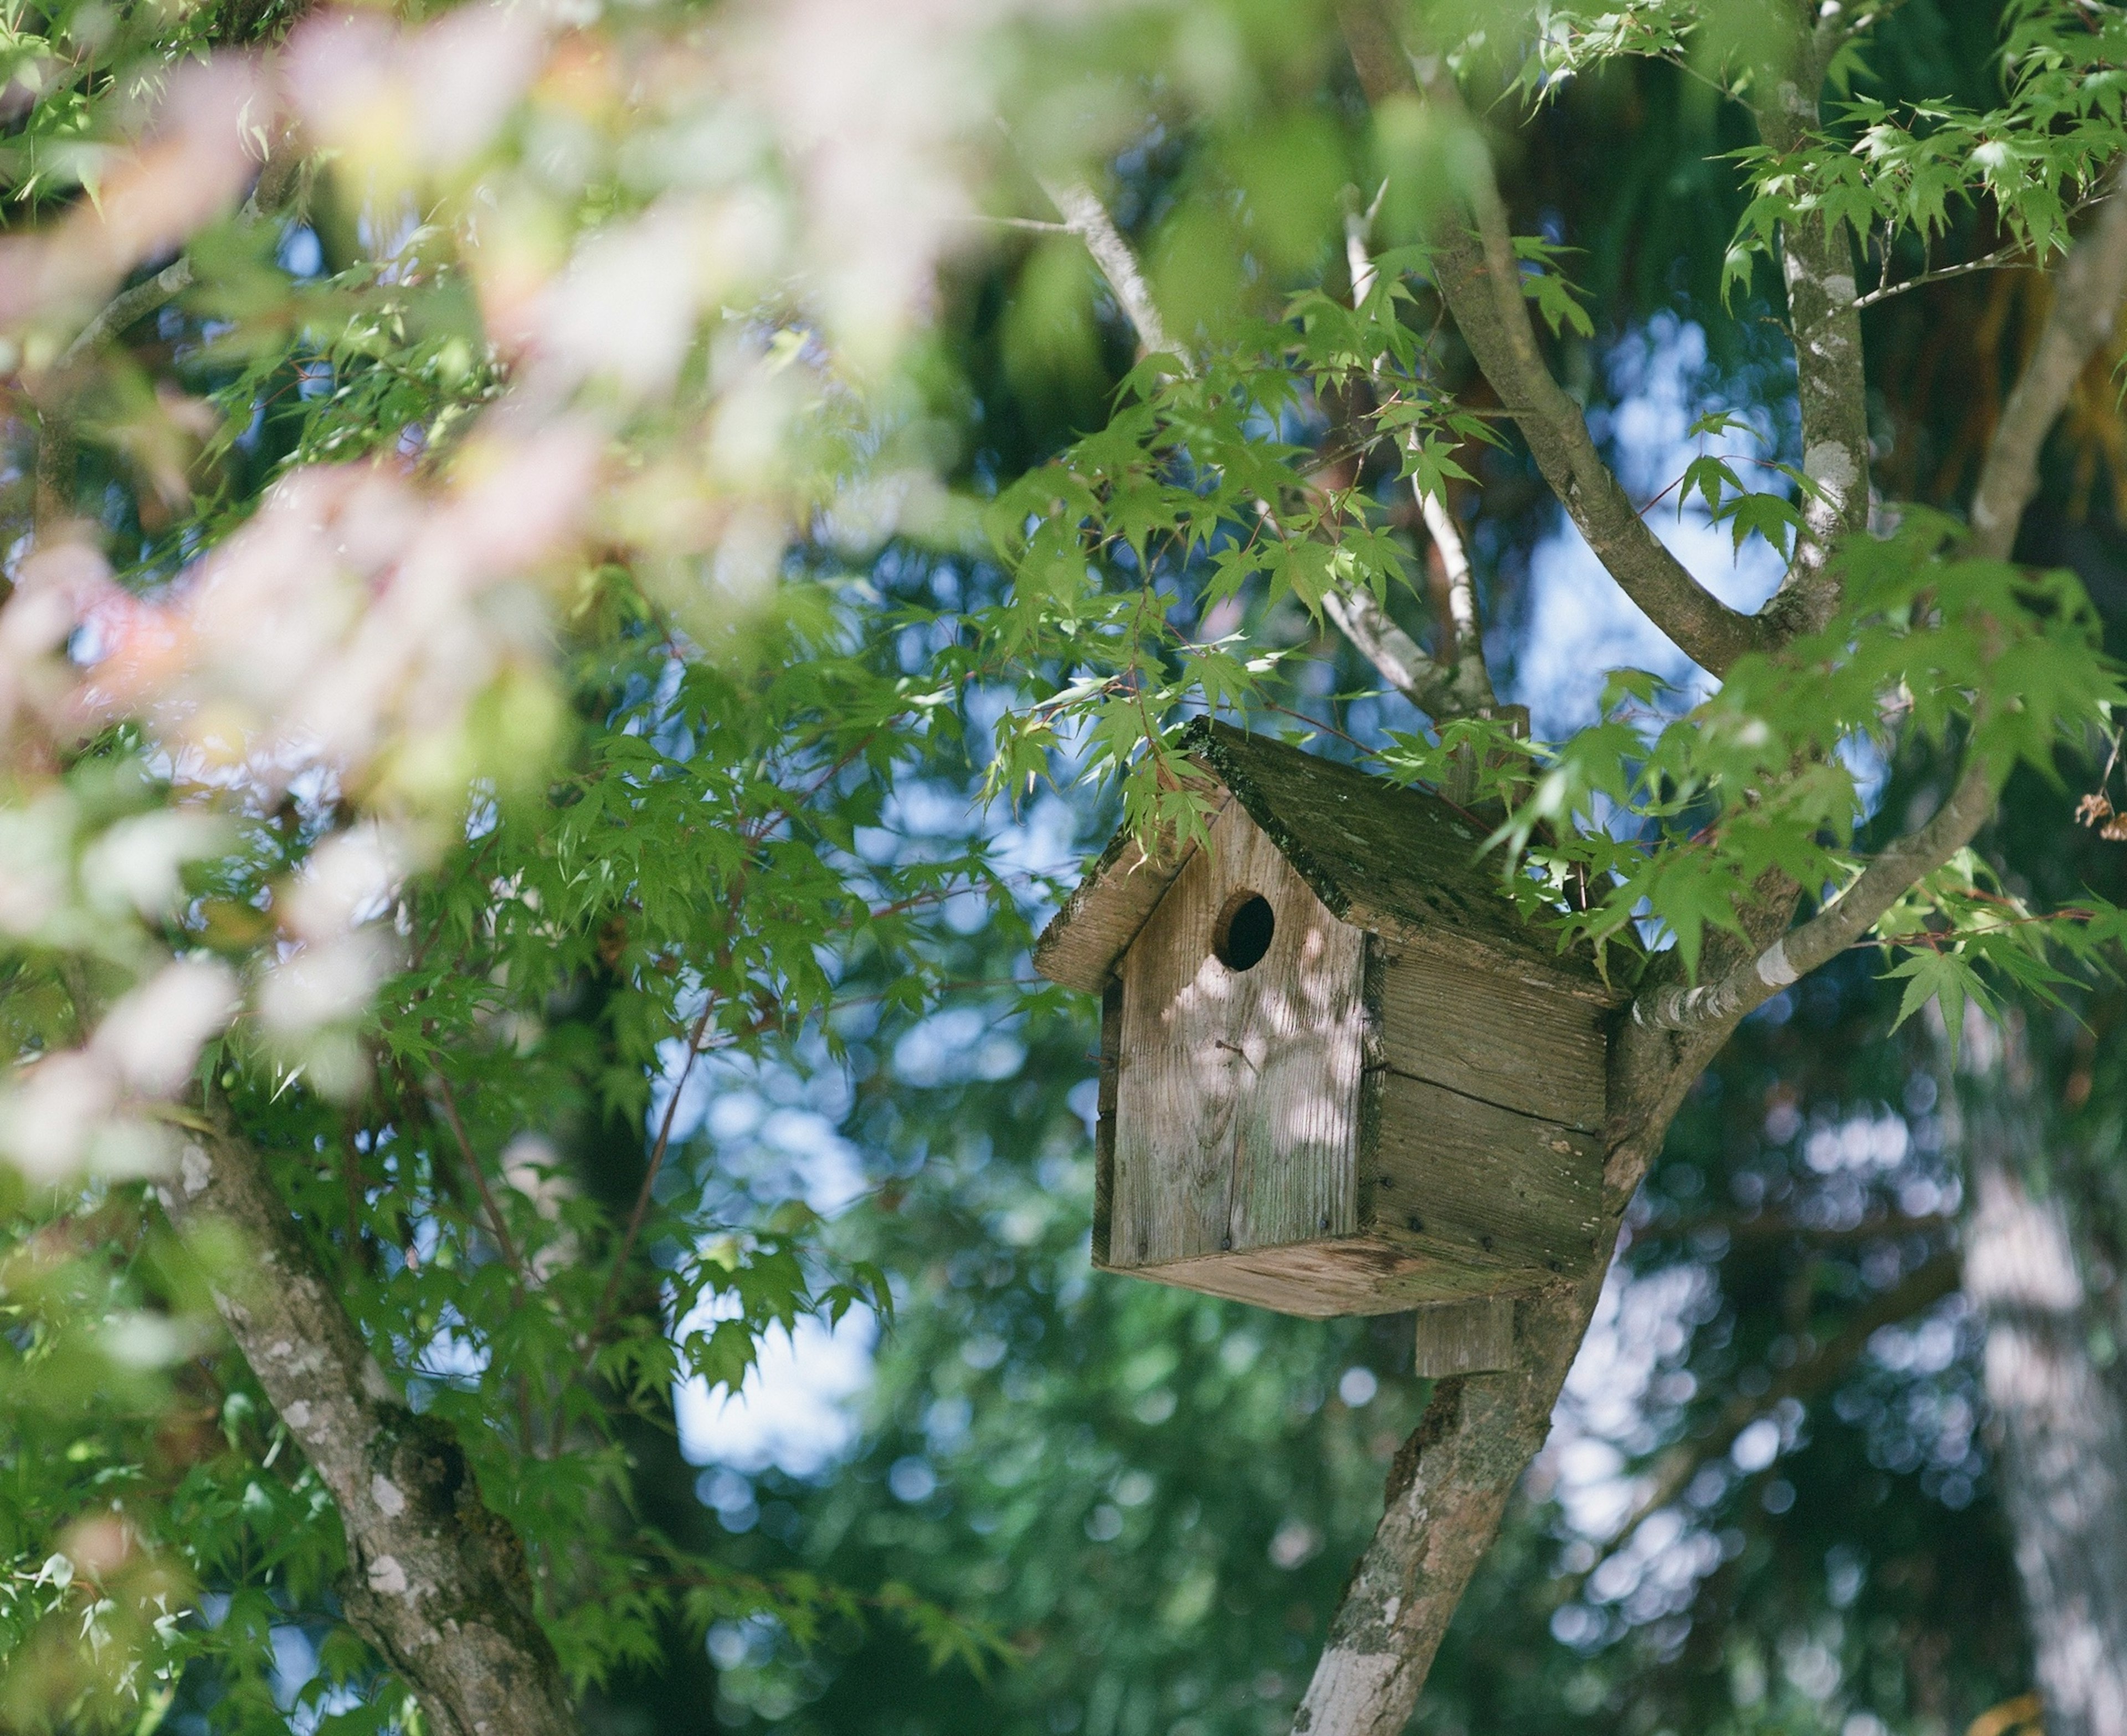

[1031,724,1626,1005]
[1112,798,1366,1270]
[1373,943,1607,1131]
[1032,797,1228,994]
[1366,1073,1607,1276]
[1092,977,1122,1267]
[1412,1296,1516,1375]
[1174,722,1621,1003]
[1114,1234,1486,1317]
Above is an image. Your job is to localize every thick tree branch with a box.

[1635,754,1999,1035]
[1750,78,1872,638]
[60,256,193,368]
[1969,177,2127,563]
[1293,1277,1604,1735]
[1338,2,1765,678]
[161,1122,576,1736]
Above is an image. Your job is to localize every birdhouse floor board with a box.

[1100,1235,1503,1319]
[1371,944,1608,1132]
[1366,1072,1606,1276]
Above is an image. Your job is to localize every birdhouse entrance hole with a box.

[1213,890,1275,972]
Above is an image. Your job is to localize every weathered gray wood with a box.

[1032,797,1229,994]
[1112,799,1366,1270]
[1412,1296,1515,1375]
[1092,977,1122,1266]
[1172,722,1620,1003]
[1032,723,1623,1004]
[1051,722,1617,1319]
[1365,1074,1606,1277]
[1373,943,1607,1131]
[1117,1234,1491,1317]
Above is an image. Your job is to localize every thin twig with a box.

[430,1073,527,1282]
[585,992,719,1345]
[957,213,1076,234]
[1852,189,2114,311]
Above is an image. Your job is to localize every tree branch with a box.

[1345,200,1499,718]
[1635,753,1999,1034]
[161,1122,575,1736]
[1853,243,2031,310]
[1040,179,1179,362]
[1045,174,1462,714]
[60,256,193,369]
[1293,1278,1602,1735]
[1320,583,1457,714]
[1629,178,2127,1036]
[1969,179,2127,563]
[1749,78,1872,639]
[1337,2,1766,678]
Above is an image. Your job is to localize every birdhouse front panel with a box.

[1109,795,1366,1274]
[1039,720,1624,1322]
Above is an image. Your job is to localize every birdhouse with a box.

[1034,721,1624,1372]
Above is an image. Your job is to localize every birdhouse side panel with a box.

[1366,1072,1606,1275]
[1110,802,1367,1272]
[1091,977,1122,1268]
[1372,943,1609,1132]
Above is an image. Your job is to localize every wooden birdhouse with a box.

[1034,721,1625,1373]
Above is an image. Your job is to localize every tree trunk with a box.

[163,1124,578,1736]
[1956,1015,2127,1736]
[1294,1275,1604,1733]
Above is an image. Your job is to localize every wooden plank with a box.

[1112,1234,1498,1318]
[1412,1296,1516,1375]
[1112,799,1366,1272]
[1091,977,1122,1268]
[1366,1073,1607,1277]
[1031,796,1230,994]
[1373,943,1608,1131]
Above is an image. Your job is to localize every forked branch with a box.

[1337,0,1766,678]
[1646,170,2127,1038]
[1043,174,1468,717]
[1636,754,1999,1034]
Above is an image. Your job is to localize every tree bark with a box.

[1956,1017,2127,1736]
[162,1124,577,1736]
[1294,1275,1603,1732]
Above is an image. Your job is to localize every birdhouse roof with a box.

[1032,720,1620,1003]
